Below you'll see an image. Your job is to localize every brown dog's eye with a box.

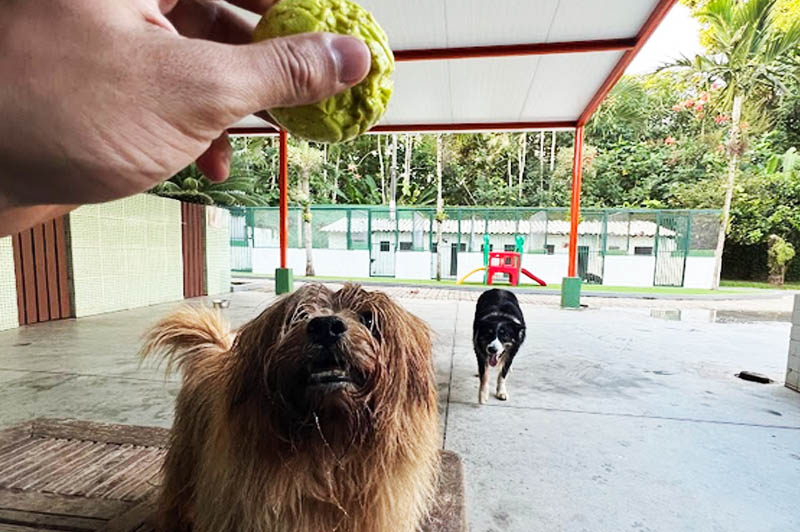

[359,311,373,329]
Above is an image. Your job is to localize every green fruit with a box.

[253,0,394,144]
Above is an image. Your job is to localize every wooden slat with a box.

[30,420,169,448]
[32,224,50,322]
[0,488,132,520]
[19,230,38,324]
[0,523,64,532]
[181,203,206,299]
[0,420,31,448]
[181,204,188,298]
[0,508,103,531]
[54,216,72,319]
[99,502,156,532]
[43,221,60,320]
[12,234,26,325]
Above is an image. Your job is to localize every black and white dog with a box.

[472,289,526,404]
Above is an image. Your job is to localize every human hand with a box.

[0,0,370,210]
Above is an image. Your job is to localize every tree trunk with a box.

[331,152,340,203]
[550,130,556,172]
[270,137,278,189]
[507,155,512,189]
[517,133,527,201]
[436,134,443,281]
[539,132,545,177]
[403,134,412,197]
[377,135,386,204]
[322,144,328,190]
[389,134,398,217]
[712,93,743,290]
[301,168,315,276]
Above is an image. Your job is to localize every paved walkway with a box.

[1,287,798,531]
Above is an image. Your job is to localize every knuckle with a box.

[272,38,330,105]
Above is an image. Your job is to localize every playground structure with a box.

[457,235,547,286]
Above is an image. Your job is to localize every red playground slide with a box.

[520,268,547,286]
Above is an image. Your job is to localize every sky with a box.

[626,3,704,74]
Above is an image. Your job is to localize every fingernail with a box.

[330,35,371,84]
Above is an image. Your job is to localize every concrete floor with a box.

[1,289,799,532]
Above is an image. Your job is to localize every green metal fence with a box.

[230,206,721,283]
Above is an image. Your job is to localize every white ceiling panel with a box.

[548,0,659,41]
[224,1,674,132]
[443,0,559,48]
[359,0,448,49]
[522,51,624,120]
[379,62,452,125]
[447,56,541,122]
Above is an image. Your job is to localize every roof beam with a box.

[393,38,637,62]
[228,121,577,136]
[369,121,577,133]
[577,0,679,126]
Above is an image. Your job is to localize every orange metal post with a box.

[567,126,584,278]
[279,129,288,269]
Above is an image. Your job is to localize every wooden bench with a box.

[0,419,466,532]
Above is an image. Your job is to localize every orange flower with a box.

[665,136,677,145]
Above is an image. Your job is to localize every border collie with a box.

[472,289,526,404]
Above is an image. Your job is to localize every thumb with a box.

[202,32,371,128]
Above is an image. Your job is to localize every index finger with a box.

[226,0,280,15]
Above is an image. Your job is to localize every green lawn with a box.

[721,280,800,291]
[234,272,751,296]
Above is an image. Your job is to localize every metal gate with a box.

[577,213,605,284]
[230,211,252,272]
[654,212,690,287]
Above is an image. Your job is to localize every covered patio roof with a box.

[230,0,677,134]
[241,0,681,302]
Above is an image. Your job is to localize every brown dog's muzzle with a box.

[305,316,360,391]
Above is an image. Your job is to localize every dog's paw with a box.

[479,389,489,404]
[496,390,508,401]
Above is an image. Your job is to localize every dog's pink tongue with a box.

[489,354,498,367]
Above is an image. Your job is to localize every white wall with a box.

[69,195,183,317]
[683,256,715,289]
[206,206,231,295]
[519,255,569,285]
[0,237,18,330]
[253,248,370,278]
[786,295,800,392]
[396,252,432,280]
[603,255,657,287]
[248,246,718,288]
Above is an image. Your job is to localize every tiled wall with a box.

[206,206,231,295]
[69,195,183,317]
[787,295,800,393]
[0,237,18,330]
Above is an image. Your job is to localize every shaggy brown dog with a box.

[141,283,440,532]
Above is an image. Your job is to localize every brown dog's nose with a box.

[307,316,347,346]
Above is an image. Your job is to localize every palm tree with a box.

[289,141,323,276]
[668,0,800,288]
[151,165,272,206]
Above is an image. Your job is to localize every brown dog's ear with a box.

[229,295,292,406]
